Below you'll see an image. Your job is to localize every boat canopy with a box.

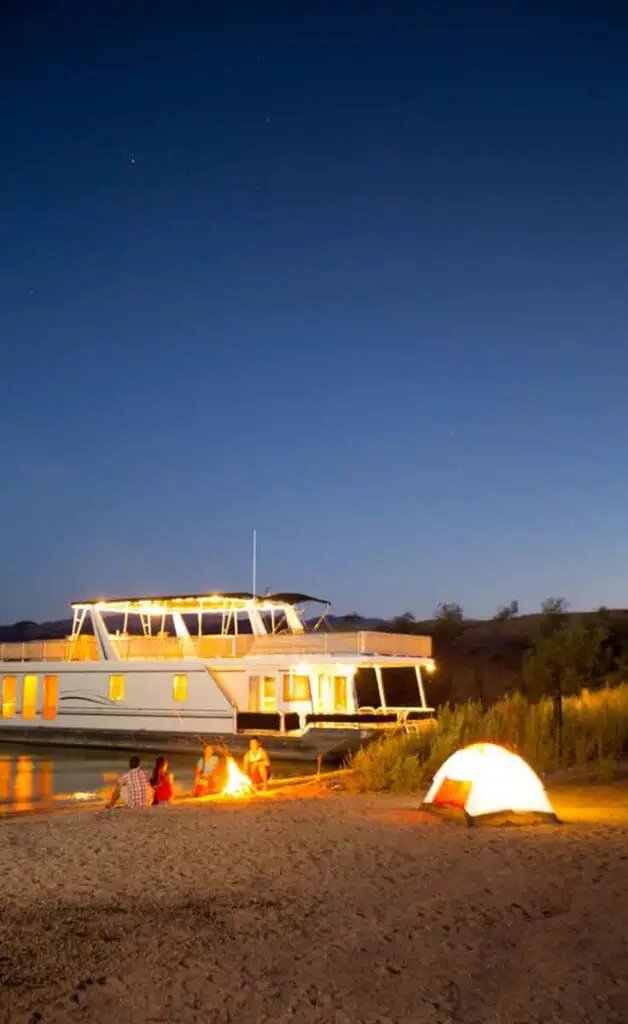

[70,592,330,615]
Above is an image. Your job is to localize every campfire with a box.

[219,757,255,798]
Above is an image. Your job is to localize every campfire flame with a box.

[221,757,254,798]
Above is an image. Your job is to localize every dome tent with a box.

[421,742,558,825]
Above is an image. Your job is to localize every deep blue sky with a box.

[2,1,628,623]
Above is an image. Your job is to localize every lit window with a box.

[333,676,347,711]
[109,675,125,702]
[248,675,260,711]
[262,676,276,710]
[173,674,188,701]
[1,676,17,719]
[283,673,310,702]
[22,675,38,720]
[42,675,59,721]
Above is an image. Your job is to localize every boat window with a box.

[353,667,380,708]
[333,676,347,711]
[173,674,188,701]
[262,676,276,710]
[108,674,125,702]
[282,674,310,702]
[1,676,17,719]
[42,675,59,720]
[248,676,260,712]
[380,666,420,707]
[22,675,38,720]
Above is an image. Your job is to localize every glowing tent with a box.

[421,742,558,824]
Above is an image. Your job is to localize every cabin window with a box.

[380,666,420,707]
[173,674,188,701]
[261,676,276,711]
[42,675,59,721]
[108,674,125,702]
[283,673,310,702]
[353,667,380,709]
[333,676,348,711]
[22,675,38,720]
[248,676,260,712]
[1,676,17,719]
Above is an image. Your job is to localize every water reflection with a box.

[0,746,313,813]
[0,756,55,813]
[13,756,34,811]
[39,761,54,803]
[0,759,10,803]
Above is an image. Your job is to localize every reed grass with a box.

[349,683,628,793]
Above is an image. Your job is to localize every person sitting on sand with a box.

[243,737,271,789]
[150,756,174,806]
[107,756,153,810]
[194,743,221,797]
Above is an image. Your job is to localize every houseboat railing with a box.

[0,630,431,663]
[235,707,435,735]
[0,636,99,662]
[244,631,432,658]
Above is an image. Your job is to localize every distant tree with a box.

[591,606,612,629]
[541,597,570,616]
[432,602,465,646]
[588,607,628,682]
[390,611,416,633]
[494,600,519,621]
[522,621,609,758]
[434,602,464,623]
[538,598,570,638]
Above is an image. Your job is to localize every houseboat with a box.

[0,592,435,762]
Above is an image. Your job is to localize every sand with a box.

[0,787,627,1024]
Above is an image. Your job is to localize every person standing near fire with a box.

[243,737,271,789]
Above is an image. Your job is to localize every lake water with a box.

[0,745,315,813]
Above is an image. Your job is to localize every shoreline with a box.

[0,766,353,822]
[2,762,628,824]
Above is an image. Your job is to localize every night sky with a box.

[2,2,628,623]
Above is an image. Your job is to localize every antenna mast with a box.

[252,528,257,599]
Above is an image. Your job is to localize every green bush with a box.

[349,683,628,793]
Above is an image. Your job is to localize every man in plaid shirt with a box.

[107,756,153,809]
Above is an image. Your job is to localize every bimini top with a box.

[265,592,331,607]
[71,591,330,612]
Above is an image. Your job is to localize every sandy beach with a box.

[0,786,627,1024]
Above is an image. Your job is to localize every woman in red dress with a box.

[150,756,174,805]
